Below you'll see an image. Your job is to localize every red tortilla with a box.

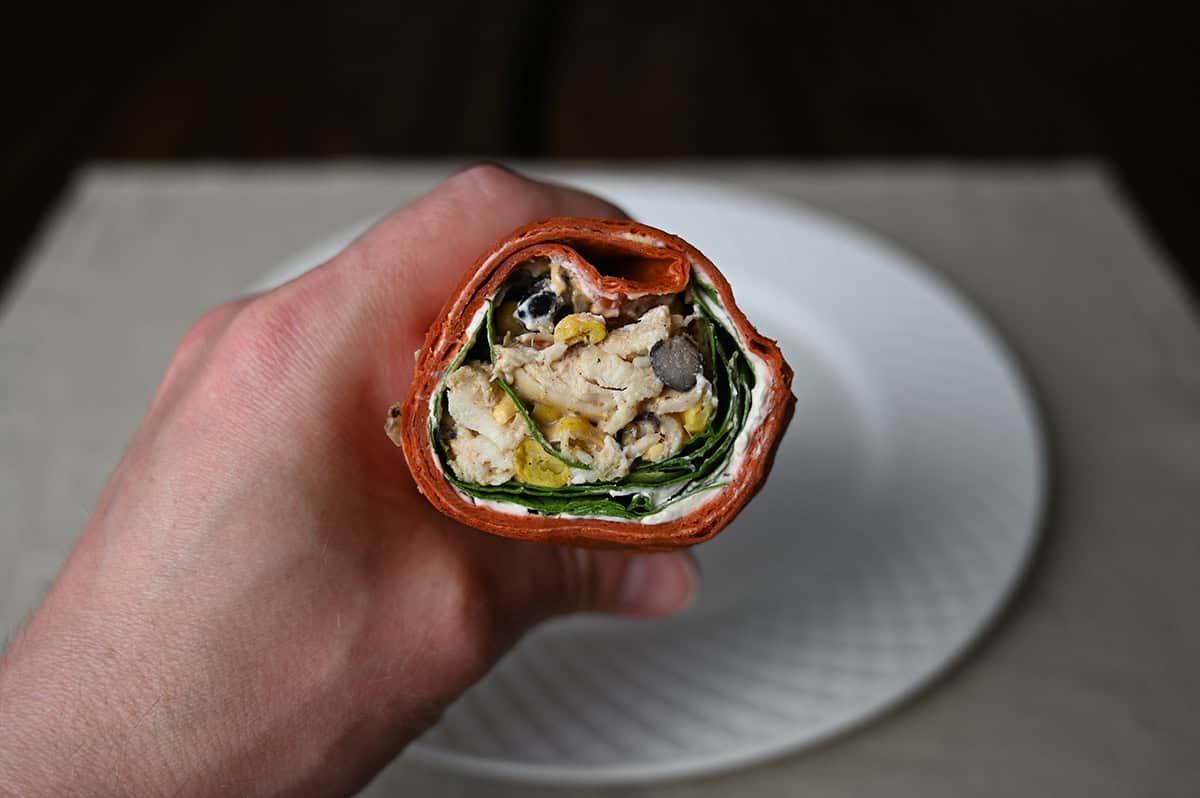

[398,218,794,549]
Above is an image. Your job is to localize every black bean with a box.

[515,279,563,329]
[526,293,554,318]
[650,336,703,391]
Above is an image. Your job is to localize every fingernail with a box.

[619,553,699,617]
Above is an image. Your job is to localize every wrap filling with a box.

[415,255,757,520]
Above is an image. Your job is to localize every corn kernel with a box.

[496,300,524,340]
[531,403,562,425]
[492,393,518,424]
[548,415,602,451]
[682,400,711,434]
[553,313,607,346]
[644,442,665,461]
[513,438,569,487]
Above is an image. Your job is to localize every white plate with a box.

[255,177,1045,786]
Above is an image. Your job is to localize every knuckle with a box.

[446,163,620,223]
[444,163,562,222]
[211,293,313,392]
[448,162,526,199]
[152,301,243,421]
[174,303,237,363]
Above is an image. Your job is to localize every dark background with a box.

[3,1,1195,302]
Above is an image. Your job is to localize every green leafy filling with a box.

[431,279,756,518]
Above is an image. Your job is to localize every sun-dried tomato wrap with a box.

[388,218,793,549]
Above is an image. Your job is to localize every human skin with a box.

[0,166,697,797]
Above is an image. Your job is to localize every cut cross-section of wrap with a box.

[388,218,794,549]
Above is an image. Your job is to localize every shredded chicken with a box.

[493,306,673,436]
[443,364,525,484]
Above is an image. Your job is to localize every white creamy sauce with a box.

[462,487,722,524]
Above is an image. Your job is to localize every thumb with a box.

[553,549,699,618]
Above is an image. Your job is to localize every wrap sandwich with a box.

[388,218,793,549]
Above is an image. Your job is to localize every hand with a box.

[0,165,698,797]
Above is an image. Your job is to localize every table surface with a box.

[2,162,1198,797]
